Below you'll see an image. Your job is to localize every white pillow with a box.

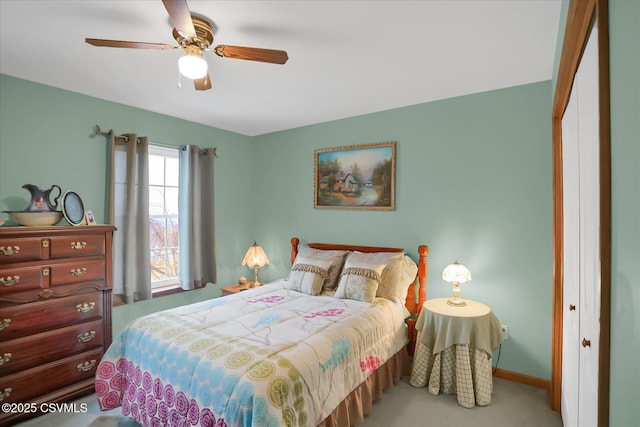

[349,251,405,302]
[295,246,348,290]
[335,258,385,303]
[398,255,419,304]
[285,256,332,296]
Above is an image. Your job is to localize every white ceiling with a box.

[0,0,561,137]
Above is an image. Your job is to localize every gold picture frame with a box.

[314,141,396,210]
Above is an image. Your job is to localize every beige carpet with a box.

[16,376,563,427]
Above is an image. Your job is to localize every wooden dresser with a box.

[0,225,115,425]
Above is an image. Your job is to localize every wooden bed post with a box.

[405,245,429,317]
[290,237,300,265]
[416,245,429,316]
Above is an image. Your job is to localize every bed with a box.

[96,237,429,427]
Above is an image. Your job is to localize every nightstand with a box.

[221,283,252,296]
[409,298,504,408]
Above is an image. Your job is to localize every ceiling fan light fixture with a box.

[179,45,208,79]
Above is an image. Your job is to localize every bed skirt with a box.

[317,348,406,427]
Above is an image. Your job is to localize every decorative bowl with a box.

[5,211,63,227]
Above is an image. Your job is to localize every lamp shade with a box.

[242,242,270,268]
[443,261,471,307]
[442,261,471,284]
[178,45,208,79]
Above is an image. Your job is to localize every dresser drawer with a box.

[0,348,103,404]
[0,292,103,342]
[0,237,47,265]
[49,234,106,259]
[0,265,45,296]
[50,259,105,287]
[0,319,104,375]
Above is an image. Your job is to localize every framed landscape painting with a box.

[314,141,396,210]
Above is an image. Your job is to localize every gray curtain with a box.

[109,133,151,303]
[178,145,217,289]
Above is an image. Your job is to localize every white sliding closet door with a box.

[561,82,580,427]
[576,24,600,426]
[561,24,601,427]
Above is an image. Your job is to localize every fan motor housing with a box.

[172,16,214,49]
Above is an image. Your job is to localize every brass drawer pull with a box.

[70,241,87,250]
[0,276,20,287]
[42,240,49,248]
[0,319,11,331]
[38,289,54,299]
[77,331,96,343]
[76,302,96,313]
[0,246,20,256]
[0,353,11,366]
[77,359,96,372]
[569,304,576,311]
[582,338,591,348]
[70,267,87,277]
[0,387,11,401]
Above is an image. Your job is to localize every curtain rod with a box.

[93,125,144,144]
[93,125,217,155]
[180,145,217,157]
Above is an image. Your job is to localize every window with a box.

[148,145,180,291]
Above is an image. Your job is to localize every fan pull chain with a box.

[177,68,182,88]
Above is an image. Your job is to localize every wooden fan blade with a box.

[214,45,288,64]
[162,0,196,37]
[194,74,212,91]
[86,38,176,50]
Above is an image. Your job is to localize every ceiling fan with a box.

[85,0,288,91]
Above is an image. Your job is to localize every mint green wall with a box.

[0,75,554,380]
[252,81,553,379]
[552,1,640,424]
[608,1,640,425]
[0,74,255,333]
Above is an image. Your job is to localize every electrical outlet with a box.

[502,324,509,340]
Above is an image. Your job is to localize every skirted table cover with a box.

[409,298,504,408]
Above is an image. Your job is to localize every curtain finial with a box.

[93,125,113,137]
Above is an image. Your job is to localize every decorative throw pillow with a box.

[295,246,348,290]
[335,259,385,303]
[285,256,332,296]
[350,252,405,302]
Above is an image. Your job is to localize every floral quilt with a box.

[96,279,407,427]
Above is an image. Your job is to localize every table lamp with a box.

[242,242,270,287]
[442,261,471,306]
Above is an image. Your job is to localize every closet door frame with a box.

[551,0,611,425]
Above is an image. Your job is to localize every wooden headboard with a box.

[290,237,429,316]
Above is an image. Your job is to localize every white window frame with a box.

[148,145,180,292]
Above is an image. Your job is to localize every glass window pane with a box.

[167,217,179,246]
[149,218,167,249]
[148,146,181,289]
[150,249,166,281]
[165,187,179,216]
[166,157,179,187]
[149,186,165,215]
[149,155,165,186]
[166,249,179,278]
